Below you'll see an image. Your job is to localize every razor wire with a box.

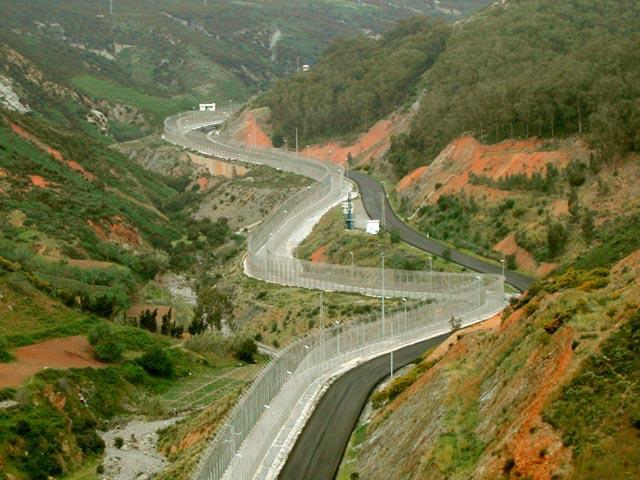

[163,111,506,480]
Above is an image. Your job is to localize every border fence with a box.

[163,111,505,480]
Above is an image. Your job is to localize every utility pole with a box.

[295,127,299,154]
[380,193,386,229]
[109,0,113,16]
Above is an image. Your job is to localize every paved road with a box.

[278,334,449,480]
[348,171,534,292]
[279,333,450,480]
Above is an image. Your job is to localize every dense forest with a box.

[259,17,451,145]
[258,0,640,178]
[388,0,640,176]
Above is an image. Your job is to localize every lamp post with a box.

[304,345,310,387]
[403,298,407,332]
[350,251,355,281]
[335,321,341,356]
[381,250,385,337]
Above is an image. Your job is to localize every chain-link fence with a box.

[163,112,506,480]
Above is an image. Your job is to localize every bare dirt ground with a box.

[0,335,106,388]
[302,118,394,166]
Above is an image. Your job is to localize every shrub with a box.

[94,339,123,363]
[121,363,147,385]
[114,437,124,449]
[138,347,174,378]
[233,337,258,363]
[0,335,11,362]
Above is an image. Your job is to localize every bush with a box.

[233,337,258,363]
[0,335,11,362]
[121,363,147,384]
[94,339,123,363]
[76,430,105,454]
[138,347,175,378]
[114,436,124,449]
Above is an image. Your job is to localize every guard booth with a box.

[199,103,216,112]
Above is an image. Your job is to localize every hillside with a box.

[0,0,490,141]
[387,0,640,177]
[338,214,640,479]
[259,16,450,146]
[393,134,640,277]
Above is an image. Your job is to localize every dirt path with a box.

[0,336,106,388]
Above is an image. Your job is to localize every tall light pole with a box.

[295,127,299,154]
[403,298,407,332]
[335,321,341,356]
[380,193,386,229]
[320,292,325,362]
[381,250,385,336]
[350,251,355,280]
[428,255,433,293]
[500,256,505,293]
[304,345,310,387]
[109,0,113,15]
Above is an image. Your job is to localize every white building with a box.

[302,64,310,72]
[366,219,380,235]
[199,103,216,112]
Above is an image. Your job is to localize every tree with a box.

[568,189,580,223]
[138,309,158,333]
[160,309,173,336]
[547,222,568,258]
[581,209,595,243]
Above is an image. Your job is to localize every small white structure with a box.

[199,103,216,112]
[366,219,380,235]
[302,64,310,72]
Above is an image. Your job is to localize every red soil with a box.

[396,136,572,204]
[303,118,393,166]
[494,233,557,277]
[0,336,106,388]
[310,245,328,263]
[87,215,141,246]
[234,112,272,149]
[196,176,209,190]
[29,175,49,188]
[9,122,96,181]
[396,165,427,191]
[503,328,574,480]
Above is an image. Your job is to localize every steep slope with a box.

[340,216,640,479]
[258,17,450,146]
[387,0,640,177]
[394,132,640,277]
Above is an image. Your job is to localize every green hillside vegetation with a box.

[0,0,489,140]
[0,110,233,315]
[388,0,640,176]
[260,17,450,145]
[338,200,640,479]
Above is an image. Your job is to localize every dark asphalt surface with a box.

[279,333,450,480]
[348,170,534,292]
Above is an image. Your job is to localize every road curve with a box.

[279,333,450,480]
[348,171,534,292]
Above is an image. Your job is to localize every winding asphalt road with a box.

[279,333,450,480]
[348,171,534,292]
